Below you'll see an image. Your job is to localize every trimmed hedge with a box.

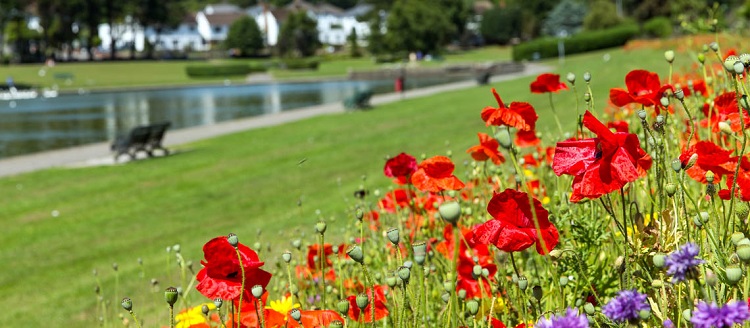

[644,16,672,39]
[185,63,266,78]
[280,58,320,70]
[512,24,639,61]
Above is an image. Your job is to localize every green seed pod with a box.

[682,309,692,321]
[736,203,750,222]
[467,299,479,315]
[705,170,715,183]
[653,253,667,268]
[732,232,746,246]
[386,228,400,245]
[566,72,576,84]
[518,276,528,291]
[741,53,750,66]
[735,61,745,75]
[481,268,490,278]
[290,308,302,322]
[495,128,512,149]
[697,53,705,64]
[472,265,482,278]
[165,287,179,306]
[336,299,350,315]
[664,50,675,63]
[584,302,595,315]
[651,279,663,288]
[201,304,210,316]
[710,42,719,52]
[315,221,327,234]
[738,244,750,263]
[253,242,261,250]
[227,233,239,247]
[346,245,364,264]
[583,92,591,102]
[639,309,651,320]
[726,265,743,285]
[660,97,669,107]
[724,56,740,72]
[559,276,568,286]
[457,289,467,300]
[532,286,543,301]
[443,280,453,293]
[329,320,344,328]
[213,298,223,309]
[741,95,750,110]
[386,276,397,287]
[291,239,302,250]
[684,154,698,170]
[412,241,427,256]
[638,109,647,120]
[355,293,369,310]
[397,266,411,282]
[738,238,750,247]
[674,88,685,100]
[355,208,364,221]
[121,297,133,312]
[671,159,682,173]
[438,201,461,225]
[665,183,677,197]
[441,292,451,303]
[251,285,264,298]
[282,251,292,263]
[583,72,591,82]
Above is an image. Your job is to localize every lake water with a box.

[0,77,465,158]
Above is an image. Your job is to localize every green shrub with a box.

[512,23,638,61]
[480,6,522,45]
[583,0,622,31]
[185,63,266,78]
[643,16,672,39]
[280,58,320,70]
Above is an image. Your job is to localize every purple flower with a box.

[691,300,750,328]
[602,290,650,323]
[535,308,589,328]
[664,242,704,283]
[663,319,674,328]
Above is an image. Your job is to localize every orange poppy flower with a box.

[411,156,465,193]
[467,133,505,164]
[480,88,538,131]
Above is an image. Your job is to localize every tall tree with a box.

[277,11,320,57]
[383,0,455,54]
[105,0,125,60]
[225,16,264,57]
[82,0,102,61]
[134,0,186,59]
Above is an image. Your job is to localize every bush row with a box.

[512,23,639,61]
[185,63,267,78]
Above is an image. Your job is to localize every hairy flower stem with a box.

[726,76,748,240]
[286,262,296,305]
[620,188,630,288]
[255,299,265,328]
[234,248,246,325]
[128,310,143,328]
[361,264,376,327]
[169,304,175,328]
[451,223,461,326]
[548,92,564,134]
[319,233,327,307]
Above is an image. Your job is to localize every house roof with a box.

[344,4,373,18]
[204,12,246,26]
[473,1,494,15]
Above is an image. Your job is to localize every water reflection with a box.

[0,77,464,158]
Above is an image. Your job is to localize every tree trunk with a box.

[107,0,116,60]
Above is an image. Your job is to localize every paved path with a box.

[0,63,552,177]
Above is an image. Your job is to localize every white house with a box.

[196,4,246,48]
[247,4,279,46]
[283,0,371,46]
[145,14,209,52]
[98,16,146,53]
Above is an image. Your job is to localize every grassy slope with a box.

[0,46,673,326]
[0,46,511,91]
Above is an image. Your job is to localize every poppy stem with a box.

[255,298,265,328]
[726,76,748,242]
[234,247,246,326]
[127,310,143,328]
[509,251,520,277]
[169,304,174,328]
[548,92,564,134]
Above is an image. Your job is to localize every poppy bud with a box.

[739,238,750,247]
[253,242,261,250]
[472,265,482,279]
[165,287,178,307]
[664,50,675,63]
[732,232,746,246]
[660,97,669,108]
[336,299,350,315]
[653,253,666,268]
[736,203,750,222]
[559,276,568,286]
[446,150,453,157]
[386,275,397,287]
[121,297,133,312]
[665,183,677,197]
[467,299,479,315]
[355,208,364,221]
[397,266,411,282]
[386,228,400,245]
[355,293,369,310]
[741,53,750,67]
[705,170,715,183]
[584,302,595,315]
[458,289,467,300]
[684,153,698,170]
[438,201,461,225]
[637,109,647,120]
[282,251,292,263]
[724,56,739,72]
[201,304,210,316]
[697,53,705,64]
[674,88,684,101]
[173,244,181,253]
[495,128,512,149]
[710,42,719,52]
[412,241,427,265]
[227,233,238,247]
[651,279,663,288]
[251,285,264,298]
[291,239,302,249]
[566,72,575,84]
[705,270,717,287]
[682,309,692,321]
[517,276,528,290]
[482,268,489,278]
[639,309,651,320]
[532,286,543,301]
[671,159,682,172]
[583,92,591,102]
[214,298,223,309]
[315,221,327,234]
[734,61,745,75]
[737,244,750,264]
[441,292,451,303]
[583,71,591,82]
[741,95,750,110]
[346,245,364,264]
[290,308,302,322]
[443,280,453,292]
[726,265,743,285]
[403,260,413,269]
[113,263,118,271]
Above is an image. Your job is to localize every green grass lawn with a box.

[0,46,678,326]
[0,46,512,91]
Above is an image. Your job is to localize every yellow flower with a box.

[266,296,300,319]
[542,196,550,205]
[175,303,216,328]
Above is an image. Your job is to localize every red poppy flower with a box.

[306,243,345,270]
[609,70,673,111]
[700,92,749,133]
[724,48,738,61]
[436,225,496,298]
[245,307,343,328]
[470,189,559,254]
[411,156,465,193]
[679,140,735,183]
[384,152,418,184]
[347,285,389,322]
[378,188,414,212]
[467,132,505,164]
[480,88,538,131]
[515,129,541,147]
[196,236,272,301]
[530,73,568,93]
[553,111,652,202]
[681,79,708,97]
[607,120,629,133]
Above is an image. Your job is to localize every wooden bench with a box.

[111,122,171,161]
[344,89,373,110]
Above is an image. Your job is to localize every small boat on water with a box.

[0,87,38,101]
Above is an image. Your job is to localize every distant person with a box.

[6,76,14,88]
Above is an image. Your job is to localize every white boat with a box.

[0,87,38,101]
